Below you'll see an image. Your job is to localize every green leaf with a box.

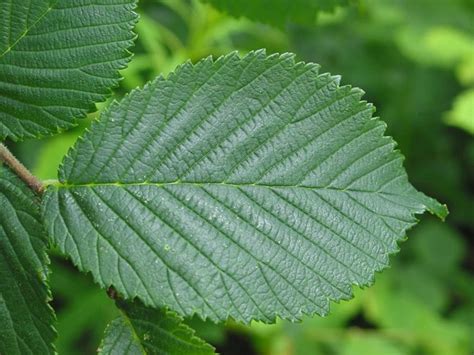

[99,317,144,355]
[396,27,474,69]
[202,0,349,27]
[445,89,474,135]
[363,272,470,355]
[0,165,56,354]
[43,51,447,323]
[0,0,138,141]
[99,300,215,354]
[411,220,466,275]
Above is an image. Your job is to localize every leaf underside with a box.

[99,300,215,355]
[203,0,349,27]
[43,51,447,323]
[0,0,137,141]
[0,165,55,354]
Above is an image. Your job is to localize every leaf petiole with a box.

[0,143,44,195]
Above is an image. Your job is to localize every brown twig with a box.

[0,143,44,195]
[106,286,120,300]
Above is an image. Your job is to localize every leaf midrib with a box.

[49,180,401,196]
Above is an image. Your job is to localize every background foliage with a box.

[6,0,473,354]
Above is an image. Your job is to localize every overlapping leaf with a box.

[43,51,447,323]
[202,0,349,27]
[99,300,214,354]
[0,0,137,141]
[0,165,55,354]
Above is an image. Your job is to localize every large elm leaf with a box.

[99,300,215,354]
[0,165,55,354]
[42,51,447,323]
[0,0,137,141]
[202,0,349,27]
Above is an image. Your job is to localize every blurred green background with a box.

[8,0,474,354]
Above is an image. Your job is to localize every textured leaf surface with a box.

[0,165,55,354]
[202,0,349,27]
[99,300,215,354]
[0,0,137,141]
[100,317,143,355]
[43,51,447,323]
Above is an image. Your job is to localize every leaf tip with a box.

[418,192,449,221]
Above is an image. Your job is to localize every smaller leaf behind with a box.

[99,300,215,355]
[0,164,56,354]
[0,0,138,141]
